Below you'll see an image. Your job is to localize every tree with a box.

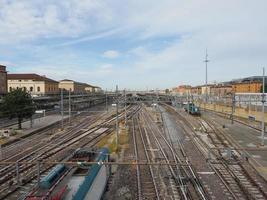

[0,89,36,129]
[165,88,170,94]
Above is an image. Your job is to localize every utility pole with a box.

[105,89,108,112]
[204,49,209,110]
[61,89,64,130]
[156,88,159,104]
[116,85,119,151]
[261,67,265,146]
[124,89,127,127]
[231,93,235,124]
[187,90,190,113]
[68,89,71,124]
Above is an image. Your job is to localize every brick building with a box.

[232,76,267,93]
[210,84,232,97]
[172,85,191,95]
[0,65,7,95]
[190,86,202,95]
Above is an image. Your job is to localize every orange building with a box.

[173,85,191,95]
[232,81,262,93]
[190,86,202,95]
[211,84,232,96]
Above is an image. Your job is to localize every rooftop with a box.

[232,76,267,83]
[7,73,58,83]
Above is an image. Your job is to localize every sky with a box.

[0,0,266,90]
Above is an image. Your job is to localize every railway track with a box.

[132,115,160,200]
[164,103,267,200]
[0,113,108,185]
[0,110,105,161]
[142,107,209,200]
[199,118,267,200]
[0,105,139,200]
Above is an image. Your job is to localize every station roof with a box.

[7,73,58,83]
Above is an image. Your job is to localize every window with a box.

[37,86,40,92]
[30,87,33,92]
[9,87,12,91]
[23,87,26,91]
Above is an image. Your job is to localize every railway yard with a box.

[0,96,267,200]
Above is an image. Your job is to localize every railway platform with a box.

[1,114,68,146]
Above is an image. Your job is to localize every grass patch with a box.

[96,127,129,154]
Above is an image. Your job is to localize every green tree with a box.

[0,89,36,129]
[165,89,170,94]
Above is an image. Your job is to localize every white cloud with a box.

[0,0,115,44]
[102,50,120,58]
[1,0,267,89]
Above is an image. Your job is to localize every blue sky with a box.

[0,0,267,90]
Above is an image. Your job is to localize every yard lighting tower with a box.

[204,49,209,106]
[116,85,119,151]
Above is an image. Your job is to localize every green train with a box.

[184,103,201,116]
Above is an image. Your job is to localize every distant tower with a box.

[0,65,7,95]
[204,49,209,103]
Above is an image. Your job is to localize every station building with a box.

[93,86,103,93]
[0,65,7,96]
[59,79,102,94]
[190,86,202,95]
[85,84,95,93]
[210,83,232,97]
[59,79,89,94]
[172,85,192,95]
[201,85,212,95]
[232,76,267,93]
[7,73,59,95]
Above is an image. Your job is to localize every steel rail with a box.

[132,116,142,200]
[143,108,209,200]
[202,118,267,199]
[136,115,161,200]
[0,106,139,199]
[165,103,267,200]
[141,110,188,200]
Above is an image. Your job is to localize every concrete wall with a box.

[197,102,267,123]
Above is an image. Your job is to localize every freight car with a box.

[40,164,66,189]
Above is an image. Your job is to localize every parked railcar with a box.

[189,105,201,116]
[40,164,66,189]
[72,147,110,200]
[183,103,201,116]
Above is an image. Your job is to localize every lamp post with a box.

[116,85,119,151]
